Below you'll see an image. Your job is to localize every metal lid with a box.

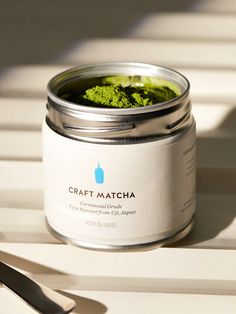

[46,62,192,143]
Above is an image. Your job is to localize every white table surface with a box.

[1,2,236,313]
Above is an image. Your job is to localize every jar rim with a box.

[47,62,190,116]
[46,62,192,143]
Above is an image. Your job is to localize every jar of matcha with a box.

[43,62,196,251]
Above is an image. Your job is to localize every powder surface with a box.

[82,85,177,108]
[70,76,179,108]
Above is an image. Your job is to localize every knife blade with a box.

[0,261,76,314]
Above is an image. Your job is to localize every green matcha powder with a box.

[70,76,179,108]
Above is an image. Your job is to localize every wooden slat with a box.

[197,167,236,195]
[0,161,42,190]
[182,69,236,102]
[192,103,236,134]
[1,244,236,295]
[0,65,66,98]
[0,131,41,160]
[0,208,58,244]
[0,161,42,209]
[178,194,236,249]
[1,288,236,314]
[57,291,236,314]
[0,98,45,130]
[197,137,236,168]
[129,13,236,40]
[0,189,42,210]
[1,66,236,104]
[57,39,236,70]
[197,0,236,13]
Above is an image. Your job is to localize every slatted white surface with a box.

[1,3,236,313]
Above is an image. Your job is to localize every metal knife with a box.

[0,261,76,314]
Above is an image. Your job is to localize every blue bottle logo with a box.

[94,162,104,184]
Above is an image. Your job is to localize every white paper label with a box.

[43,122,196,246]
